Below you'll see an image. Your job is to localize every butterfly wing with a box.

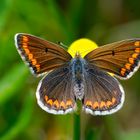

[36,65,76,114]
[84,39,140,79]
[15,33,72,76]
[83,65,124,115]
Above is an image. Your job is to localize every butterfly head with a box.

[74,51,81,58]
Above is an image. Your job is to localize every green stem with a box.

[73,113,81,140]
[73,101,81,140]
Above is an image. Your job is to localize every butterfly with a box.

[15,33,140,115]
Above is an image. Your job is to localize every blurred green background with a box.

[0,0,140,140]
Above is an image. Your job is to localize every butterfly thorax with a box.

[71,53,86,100]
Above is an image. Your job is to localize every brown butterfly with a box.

[15,33,140,115]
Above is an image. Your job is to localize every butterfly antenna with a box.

[57,41,68,50]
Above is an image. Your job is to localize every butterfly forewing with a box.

[15,33,72,76]
[84,39,140,79]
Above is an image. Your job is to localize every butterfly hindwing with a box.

[15,33,72,76]
[84,39,140,79]
[36,65,76,114]
[83,65,124,115]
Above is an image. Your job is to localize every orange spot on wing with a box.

[45,95,48,102]
[125,63,131,70]
[134,41,140,47]
[24,48,30,54]
[135,48,140,53]
[23,43,28,46]
[93,101,99,109]
[85,100,92,107]
[120,71,125,76]
[112,97,116,104]
[129,57,134,64]
[106,101,112,107]
[28,53,33,60]
[23,36,29,42]
[32,59,37,65]
[66,100,73,107]
[120,68,126,76]
[23,45,28,49]
[36,64,40,71]
[100,101,106,108]
[132,53,138,59]
[53,100,59,108]
[60,101,66,109]
[47,99,53,106]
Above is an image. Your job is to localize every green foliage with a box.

[0,0,140,140]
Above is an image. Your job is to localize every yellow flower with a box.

[68,38,98,58]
